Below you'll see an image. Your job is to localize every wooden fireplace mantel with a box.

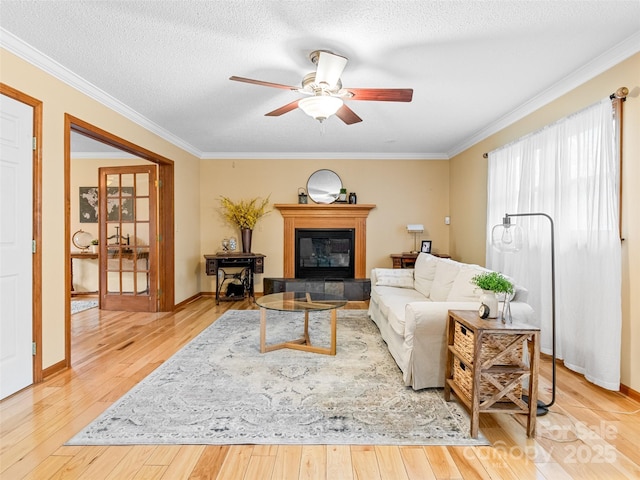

[275,204,376,279]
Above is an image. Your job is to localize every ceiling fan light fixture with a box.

[298,96,343,122]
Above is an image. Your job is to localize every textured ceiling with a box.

[1,1,639,159]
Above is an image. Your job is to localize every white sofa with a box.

[368,253,535,390]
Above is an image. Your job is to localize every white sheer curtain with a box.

[487,98,621,390]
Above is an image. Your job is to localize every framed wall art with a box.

[79,186,134,223]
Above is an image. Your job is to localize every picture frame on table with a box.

[421,240,432,253]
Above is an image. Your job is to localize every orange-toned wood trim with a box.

[619,383,640,403]
[42,359,66,379]
[64,115,176,369]
[0,83,43,383]
[274,204,376,279]
[158,163,175,311]
[174,292,202,309]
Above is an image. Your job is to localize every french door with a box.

[99,165,157,312]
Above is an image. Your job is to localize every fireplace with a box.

[266,204,376,300]
[295,228,355,279]
[274,204,376,279]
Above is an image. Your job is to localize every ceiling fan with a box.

[229,50,413,124]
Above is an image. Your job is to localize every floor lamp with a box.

[491,212,556,416]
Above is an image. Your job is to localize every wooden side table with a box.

[444,309,540,438]
[390,252,451,268]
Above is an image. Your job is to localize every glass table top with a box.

[255,292,347,312]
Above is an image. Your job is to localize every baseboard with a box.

[540,352,640,403]
[42,359,67,379]
[619,383,640,403]
[174,292,202,309]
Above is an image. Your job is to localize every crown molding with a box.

[201,151,448,160]
[1,27,202,158]
[71,152,139,160]
[447,30,640,158]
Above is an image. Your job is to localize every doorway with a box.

[65,115,175,365]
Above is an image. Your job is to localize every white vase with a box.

[480,290,499,319]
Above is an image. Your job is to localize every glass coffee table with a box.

[255,292,347,355]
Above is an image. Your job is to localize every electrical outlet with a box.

[445,216,451,225]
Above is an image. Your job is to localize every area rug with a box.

[71,299,98,314]
[67,309,488,446]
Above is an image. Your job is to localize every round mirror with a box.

[307,169,342,204]
[72,229,93,251]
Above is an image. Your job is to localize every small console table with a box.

[444,309,540,438]
[71,252,99,296]
[390,252,451,269]
[204,253,265,304]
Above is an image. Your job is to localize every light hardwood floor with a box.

[1,297,639,479]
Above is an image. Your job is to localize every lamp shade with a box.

[406,224,424,233]
[491,221,523,252]
[298,96,343,122]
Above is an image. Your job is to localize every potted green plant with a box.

[219,195,270,253]
[90,239,99,253]
[470,271,513,319]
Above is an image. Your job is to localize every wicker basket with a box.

[452,355,522,402]
[453,321,524,366]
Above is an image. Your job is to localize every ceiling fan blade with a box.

[335,105,363,125]
[315,51,348,89]
[265,100,300,117]
[346,88,413,102]
[229,76,299,91]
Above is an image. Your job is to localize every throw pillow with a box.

[413,253,438,297]
[374,268,414,288]
[429,258,461,301]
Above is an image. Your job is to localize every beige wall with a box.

[199,159,450,292]
[449,52,640,392]
[1,49,201,368]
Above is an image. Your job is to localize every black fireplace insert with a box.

[295,228,355,279]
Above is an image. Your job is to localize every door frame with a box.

[64,115,175,365]
[0,83,43,384]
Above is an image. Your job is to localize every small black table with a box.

[204,253,265,304]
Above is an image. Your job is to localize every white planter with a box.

[480,290,499,319]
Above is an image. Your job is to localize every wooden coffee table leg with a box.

[303,311,311,345]
[330,308,337,355]
[260,307,267,353]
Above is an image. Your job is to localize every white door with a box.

[0,94,33,399]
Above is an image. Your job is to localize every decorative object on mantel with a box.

[220,195,271,253]
[306,169,342,204]
[337,188,348,203]
[407,224,424,253]
[470,271,514,320]
[348,192,357,204]
[297,187,308,204]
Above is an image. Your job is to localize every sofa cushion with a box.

[413,253,438,298]
[371,285,426,317]
[374,268,414,288]
[447,265,487,302]
[429,259,461,301]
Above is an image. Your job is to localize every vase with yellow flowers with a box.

[219,195,270,253]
